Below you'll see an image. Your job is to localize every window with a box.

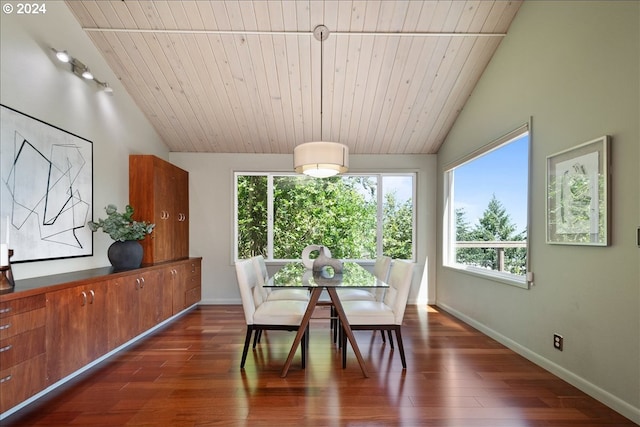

[235,173,415,262]
[443,124,530,288]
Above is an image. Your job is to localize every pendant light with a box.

[294,25,349,178]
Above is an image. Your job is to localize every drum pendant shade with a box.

[294,141,349,178]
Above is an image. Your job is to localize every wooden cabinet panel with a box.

[108,276,138,349]
[0,294,47,414]
[109,269,172,349]
[130,155,189,264]
[0,354,46,412]
[0,307,45,340]
[170,263,187,314]
[137,269,171,331]
[171,259,201,314]
[0,327,45,369]
[0,294,46,319]
[46,281,109,384]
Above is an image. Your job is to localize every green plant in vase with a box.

[88,204,155,269]
[88,204,154,241]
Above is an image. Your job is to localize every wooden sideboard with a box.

[0,257,201,416]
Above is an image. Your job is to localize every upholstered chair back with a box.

[235,258,261,325]
[382,260,414,324]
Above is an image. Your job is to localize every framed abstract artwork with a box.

[546,135,610,246]
[0,105,93,262]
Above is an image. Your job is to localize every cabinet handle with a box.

[0,307,11,314]
[89,289,95,304]
[0,375,11,384]
[81,291,87,306]
[136,278,141,290]
[140,277,145,288]
[0,344,13,353]
[0,323,11,331]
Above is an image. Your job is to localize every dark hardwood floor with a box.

[3,305,636,427]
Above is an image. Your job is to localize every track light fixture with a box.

[52,48,113,94]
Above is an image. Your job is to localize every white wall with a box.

[169,152,437,305]
[0,2,169,279]
[435,1,639,423]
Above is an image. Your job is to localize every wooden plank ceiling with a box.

[65,1,522,154]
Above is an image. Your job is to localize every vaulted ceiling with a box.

[66,1,522,154]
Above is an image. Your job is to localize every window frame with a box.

[442,123,532,289]
[234,172,417,263]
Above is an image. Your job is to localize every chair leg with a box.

[252,328,262,349]
[330,305,340,345]
[241,326,254,369]
[387,330,394,349]
[380,330,386,342]
[301,327,307,369]
[341,327,347,369]
[394,326,407,369]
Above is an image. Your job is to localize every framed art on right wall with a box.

[546,135,610,246]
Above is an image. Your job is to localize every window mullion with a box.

[377,175,383,257]
[267,175,274,261]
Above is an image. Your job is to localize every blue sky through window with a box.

[454,135,529,233]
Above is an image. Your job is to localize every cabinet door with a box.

[174,168,189,259]
[152,162,176,263]
[46,282,109,383]
[137,269,171,331]
[170,263,187,314]
[108,276,139,349]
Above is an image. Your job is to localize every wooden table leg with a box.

[327,288,369,378]
[280,288,321,378]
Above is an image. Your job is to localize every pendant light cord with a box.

[320,27,324,142]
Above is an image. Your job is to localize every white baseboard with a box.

[436,302,640,425]
[199,298,239,305]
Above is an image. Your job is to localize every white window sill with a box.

[444,264,530,289]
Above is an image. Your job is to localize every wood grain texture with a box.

[4,305,635,426]
[64,1,523,156]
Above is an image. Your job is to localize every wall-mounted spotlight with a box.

[52,48,113,94]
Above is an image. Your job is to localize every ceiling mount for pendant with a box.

[313,25,329,42]
[294,25,349,178]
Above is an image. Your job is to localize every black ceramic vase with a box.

[107,240,143,270]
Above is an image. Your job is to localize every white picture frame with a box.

[546,135,610,246]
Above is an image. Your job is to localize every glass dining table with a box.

[265,262,388,378]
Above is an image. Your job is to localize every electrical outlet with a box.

[553,333,563,351]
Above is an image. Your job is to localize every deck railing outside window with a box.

[455,241,527,273]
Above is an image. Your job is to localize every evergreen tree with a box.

[455,195,526,275]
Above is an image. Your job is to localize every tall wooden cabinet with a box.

[130,155,189,264]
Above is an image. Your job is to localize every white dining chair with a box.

[235,258,309,369]
[251,255,310,302]
[332,256,392,343]
[336,256,392,302]
[340,259,414,369]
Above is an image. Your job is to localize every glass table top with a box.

[266,262,388,289]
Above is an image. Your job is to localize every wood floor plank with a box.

[2,305,636,426]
